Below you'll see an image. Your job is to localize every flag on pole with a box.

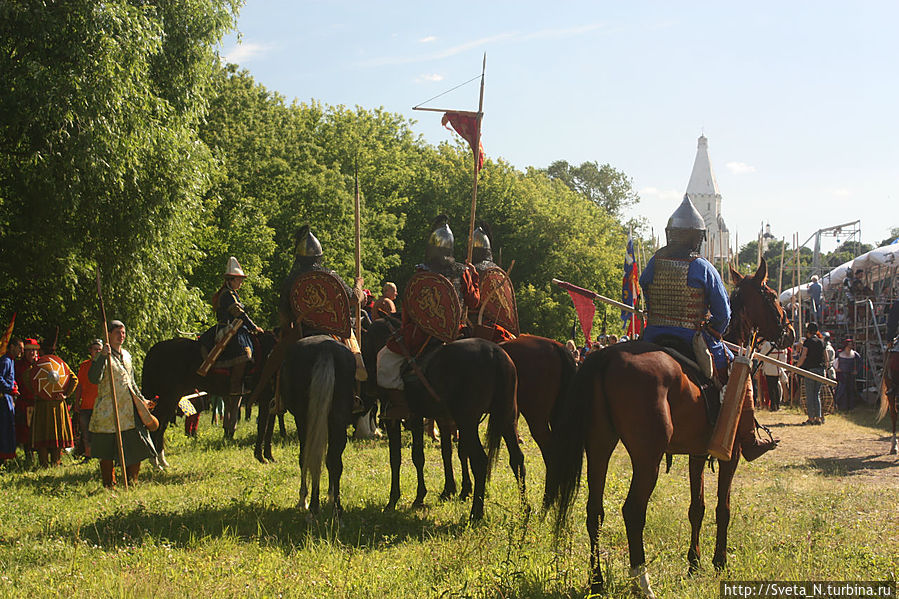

[621,236,642,336]
[0,312,15,355]
[555,280,597,344]
[441,111,485,169]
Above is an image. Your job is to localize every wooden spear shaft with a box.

[354,157,362,343]
[465,53,486,264]
[96,271,128,490]
[777,236,786,295]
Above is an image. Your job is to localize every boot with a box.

[229,361,248,397]
[353,352,368,382]
[737,385,778,462]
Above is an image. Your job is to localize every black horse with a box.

[279,335,356,518]
[364,316,526,521]
[141,332,277,466]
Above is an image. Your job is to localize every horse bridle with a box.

[730,281,793,349]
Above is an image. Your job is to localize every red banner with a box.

[555,280,597,344]
[442,112,485,169]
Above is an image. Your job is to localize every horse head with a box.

[726,258,795,349]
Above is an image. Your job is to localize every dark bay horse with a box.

[141,332,277,465]
[363,316,525,521]
[544,259,794,597]
[447,335,578,496]
[279,335,356,517]
[877,351,899,455]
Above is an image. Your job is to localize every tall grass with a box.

[1,406,897,598]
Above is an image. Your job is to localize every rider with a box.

[200,257,263,400]
[278,225,368,381]
[376,215,480,419]
[470,223,515,343]
[639,195,776,461]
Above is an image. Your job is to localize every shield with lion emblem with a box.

[479,266,519,336]
[405,271,462,343]
[290,270,352,338]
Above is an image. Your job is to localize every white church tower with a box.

[685,135,729,260]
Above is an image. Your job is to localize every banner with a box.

[621,236,643,336]
[441,112,485,169]
[555,280,597,344]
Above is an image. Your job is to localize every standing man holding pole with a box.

[88,320,156,488]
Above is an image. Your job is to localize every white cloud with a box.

[223,42,273,65]
[725,161,756,175]
[829,188,851,197]
[640,187,681,200]
[415,73,445,83]
[358,23,603,68]
[419,35,437,43]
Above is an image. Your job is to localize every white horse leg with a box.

[153,449,170,470]
[630,565,657,599]
[890,434,897,455]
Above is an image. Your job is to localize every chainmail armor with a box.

[645,258,708,329]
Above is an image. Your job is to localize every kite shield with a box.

[405,271,462,343]
[290,270,352,338]
[479,266,519,336]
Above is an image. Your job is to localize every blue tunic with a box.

[639,255,733,368]
[0,354,16,458]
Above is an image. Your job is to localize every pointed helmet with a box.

[425,214,454,266]
[665,195,706,252]
[471,222,493,264]
[294,225,323,259]
[224,256,247,278]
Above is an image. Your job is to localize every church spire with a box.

[686,135,720,196]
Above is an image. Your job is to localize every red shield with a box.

[405,271,462,343]
[290,270,352,338]
[29,355,73,400]
[478,266,519,336]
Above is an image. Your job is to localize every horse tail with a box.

[549,339,579,426]
[485,345,517,479]
[301,346,335,499]
[876,364,892,422]
[544,349,608,531]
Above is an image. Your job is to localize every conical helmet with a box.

[294,225,323,259]
[224,256,247,278]
[471,222,493,264]
[425,214,454,266]
[665,195,706,252]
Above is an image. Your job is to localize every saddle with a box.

[400,341,451,420]
[652,334,721,426]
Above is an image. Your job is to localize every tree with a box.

[541,160,640,218]
[0,1,239,361]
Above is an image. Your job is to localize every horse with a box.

[445,334,578,497]
[141,332,277,466]
[544,259,795,597]
[279,335,356,517]
[363,315,526,521]
[877,350,899,455]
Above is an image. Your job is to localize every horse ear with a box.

[729,262,743,285]
[754,258,768,284]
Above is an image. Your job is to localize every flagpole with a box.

[354,157,362,344]
[466,53,486,264]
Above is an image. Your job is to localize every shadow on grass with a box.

[782,453,899,476]
[64,500,469,553]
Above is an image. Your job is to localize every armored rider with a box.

[376,215,480,419]
[470,223,516,343]
[199,257,263,400]
[279,225,368,381]
[639,195,776,461]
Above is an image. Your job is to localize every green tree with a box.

[0,1,239,361]
[541,160,640,218]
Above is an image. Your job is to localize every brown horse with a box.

[544,259,794,597]
[877,351,899,455]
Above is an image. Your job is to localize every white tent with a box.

[820,259,854,291]
[851,241,899,273]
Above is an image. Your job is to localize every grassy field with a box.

[1,404,897,598]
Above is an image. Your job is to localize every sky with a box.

[220,1,898,254]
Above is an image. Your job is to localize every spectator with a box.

[30,336,78,467]
[758,339,787,411]
[371,282,398,319]
[833,338,861,412]
[89,320,157,487]
[808,275,823,323]
[886,297,899,343]
[1,337,23,465]
[822,332,836,381]
[565,339,580,363]
[71,339,103,460]
[14,338,40,465]
[796,322,826,425]
[607,334,619,345]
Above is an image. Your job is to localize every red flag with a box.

[442,111,485,169]
[555,280,597,344]
[0,312,15,355]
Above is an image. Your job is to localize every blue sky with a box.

[221,1,897,253]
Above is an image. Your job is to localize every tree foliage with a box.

[541,160,640,219]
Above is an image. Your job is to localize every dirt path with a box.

[759,405,899,486]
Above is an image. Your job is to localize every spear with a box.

[354,156,362,344]
[96,271,128,490]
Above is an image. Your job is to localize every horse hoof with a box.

[411,500,426,510]
[712,558,726,572]
[383,502,396,512]
[264,453,275,463]
[254,452,266,464]
[459,488,472,501]
[438,488,456,501]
